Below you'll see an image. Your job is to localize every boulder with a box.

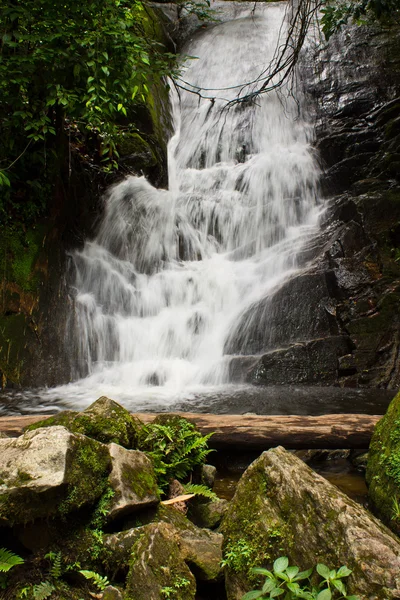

[106,443,159,522]
[188,497,229,529]
[26,397,142,449]
[104,504,223,582]
[0,426,111,524]
[221,446,400,600]
[101,586,124,600]
[125,522,196,600]
[366,390,400,534]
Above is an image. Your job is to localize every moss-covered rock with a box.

[125,521,196,600]
[26,397,143,449]
[221,446,400,600]
[188,497,228,529]
[366,390,400,533]
[0,426,111,525]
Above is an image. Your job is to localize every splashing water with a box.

[45,3,321,410]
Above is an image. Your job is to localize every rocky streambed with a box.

[2,394,400,599]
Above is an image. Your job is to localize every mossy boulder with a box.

[106,443,159,522]
[0,426,111,524]
[104,504,223,582]
[366,390,400,533]
[125,521,196,600]
[188,497,229,529]
[26,397,142,449]
[221,446,400,600]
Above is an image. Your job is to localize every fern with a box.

[32,581,55,600]
[183,483,218,501]
[0,548,24,572]
[45,552,62,579]
[79,570,110,591]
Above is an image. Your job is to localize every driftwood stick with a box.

[0,413,381,449]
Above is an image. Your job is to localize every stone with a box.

[101,586,124,600]
[366,391,400,534]
[201,464,217,489]
[105,504,223,582]
[188,497,229,529]
[0,426,111,524]
[125,522,196,600]
[25,397,143,449]
[106,443,159,522]
[221,446,400,600]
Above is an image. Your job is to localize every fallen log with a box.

[0,413,381,449]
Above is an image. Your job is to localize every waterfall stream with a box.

[45,2,322,409]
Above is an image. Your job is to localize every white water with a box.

[46,3,321,409]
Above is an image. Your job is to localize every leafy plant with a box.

[79,569,110,591]
[139,417,213,491]
[0,548,24,572]
[320,0,399,40]
[183,482,218,501]
[241,556,359,600]
[31,581,55,600]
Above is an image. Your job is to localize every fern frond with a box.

[49,552,62,579]
[79,570,110,591]
[183,483,218,501]
[32,581,55,600]
[0,548,24,572]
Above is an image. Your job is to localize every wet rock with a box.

[0,426,111,524]
[248,336,351,385]
[350,450,369,471]
[125,522,196,600]
[221,446,400,600]
[366,391,400,534]
[106,443,159,522]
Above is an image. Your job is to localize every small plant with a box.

[161,575,191,598]
[0,548,24,590]
[183,482,218,501]
[241,556,359,600]
[139,417,213,491]
[32,581,55,600]
[79,569,110,591]
[392,496,400,521]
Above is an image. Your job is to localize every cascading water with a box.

[46,2,322,409]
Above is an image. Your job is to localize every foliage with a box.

[183,482,218,501]
[138,416,213,491]
[79,569,110,591]
[241,557,359,600]
[0,0,177,225]
[321,0,400,40]
[161,576,191,599]
[31,582,56,600]
[0,548,24,572]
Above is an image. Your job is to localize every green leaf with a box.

[0,549,23,571]
[262,579,276,594]
[273,557,289,574]
[286,566,299,580]
[316,589,332,600]
[252,568,274,577]
[241,591,264,600]
[316,564,331,580]
[345,596,360,600]
[332,579,346,595]
[337,566,352,578]
[101,66,110,76]
[293,568,313,581]
[270,588,284,598]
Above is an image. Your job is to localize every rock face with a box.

[0,426,111,524]
[221,446,400,600]
[107,443,159,522]
[366,390,400,533]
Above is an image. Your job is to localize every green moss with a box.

[0,226,45,292]
[25,411,79,433]
[121,461,158,499]
[366,391,400,534]
[59,436,111,516]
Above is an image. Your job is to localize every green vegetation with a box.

[0,548,24,590]
[321,0,399,40]
[242,556,359,600]
[138,415,213,492]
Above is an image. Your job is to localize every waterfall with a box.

[48,2,321,409]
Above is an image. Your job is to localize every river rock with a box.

[366,390,400,534]
[221,446,400,600]
[125,522,196,600]
[106,443,159,522]
[188,497,229,529]
[0,426,111,524]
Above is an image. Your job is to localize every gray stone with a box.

[201,464,217,489]
[107,443,159,522]
[221,446,400,600]
[188,497,229,529]
[101,586,123,600]
[0,426,111,524]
